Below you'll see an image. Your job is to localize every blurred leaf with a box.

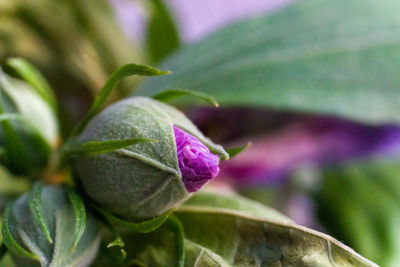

[132,192,377,266]
[0,0,143,136]
[315,161,400,267]
[7,58,56,111]
[147,0,180,62]
[152,88,219,107]
[138,0,400,125]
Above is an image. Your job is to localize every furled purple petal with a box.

[173,126,220,192]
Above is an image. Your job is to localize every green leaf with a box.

[63,137,155,158]
[66,188,86,252]
[152,89,219,107]
[315,161,400,267]
[7,58,56,111]
[2,205,38,261]
[138,0,400,125]
[95,206,174,233]
[132,192,377,266]
[147,0,180,63]
[106,234,124,249]
[73,63,171,136]
[226,142,251,159]
[28,182,53,244]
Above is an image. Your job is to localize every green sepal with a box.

[226,141,251,158]
[28,182,53,244]
[63,137,156,158]
[95,205,174,233]
[66,188,86,252]
[73,63,171,136]
[2,204,38,261]
[152,89,219,107]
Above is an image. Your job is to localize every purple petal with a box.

[173,126,220,192]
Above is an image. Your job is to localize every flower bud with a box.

[0,71,58,175]
[75,97,228,220]
[2,183,101,267]
[173,126,220,192]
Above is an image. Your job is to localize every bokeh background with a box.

[1,0,400,266]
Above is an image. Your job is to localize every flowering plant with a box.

[0,59,377,267]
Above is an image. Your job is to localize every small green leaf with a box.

[66,188,86,252]
[7,58,56,111]
[63,137,156,158]
[73,63,171,136]
[226,141,251,158]
[107,234,125,249]
[164,216,185,267]
[2,205,38,260]
[152,89,219,107]
[95,206,174,233]
[28,182,53,244]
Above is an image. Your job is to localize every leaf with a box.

[63,137,155,158]
[95,206,174,233]
[137,0,400,125]
[66,188,86,252]
[226,142,251,159]
[3,184,101,266]
[72,63,171,136]
[315,161,400,267]
[7,57,56,111]
[2,205,38,261]
[147,0,180,63]
[28,182,53,244]
[152,89,219,107]
[132,192,378,266]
